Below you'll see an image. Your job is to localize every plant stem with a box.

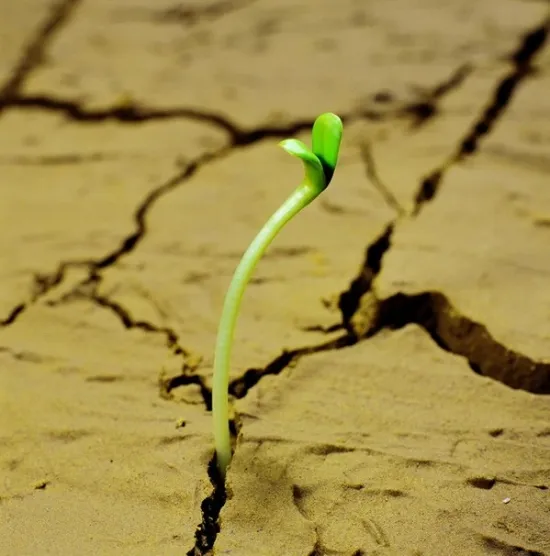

[212,183,318,478]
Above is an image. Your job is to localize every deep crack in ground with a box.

[186,456,227,556]
[374,292,550,394]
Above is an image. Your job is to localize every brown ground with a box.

[1,1,549,555]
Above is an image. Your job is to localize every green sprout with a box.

[212,113,344,478]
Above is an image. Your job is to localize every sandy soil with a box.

[1,1,549,554]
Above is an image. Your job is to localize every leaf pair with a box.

[279,113,343,194]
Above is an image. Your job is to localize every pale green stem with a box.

[212,182,319,478]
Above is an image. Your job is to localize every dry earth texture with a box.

[1,0,550,555]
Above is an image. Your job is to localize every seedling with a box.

[212,113,344,478]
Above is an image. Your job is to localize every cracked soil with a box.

[1,0,550,555]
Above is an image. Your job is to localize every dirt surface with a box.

[1,1,549,555]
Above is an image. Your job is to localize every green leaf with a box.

[279,138,326,193]
[311,113,343,185]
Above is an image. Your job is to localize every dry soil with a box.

[1,1,549,555]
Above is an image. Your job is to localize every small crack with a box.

[0,152,127,166]
[228,333,355,400]
[94,159,210,271]
[116,0,258,29]
[7,95,241,136]
[0,0,83,108]
[89,287,195,362]
[0,152,221,327]
[456,19,549,161]
[401,63,473,129]
[0,345,45,363]
[45,274,204,386]
[161,373,212,410]
[338,223,394,333]
[367,62,473,128]
[413,16,550,213]
[31,260,92,302]
[150,0,258,28]
[307,542,325,556]
[162,333,356,412]
[357,141,405,217]
[0,304,26,326]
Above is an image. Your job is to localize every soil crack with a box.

[456,18,549,160]
[170,285,550,406]
[401,63,473,129]
[44,274,208,403]
[8,95,241,136]
[160,373,212,411]
[413,16,550,213]
[0,0,82,108]
[7,94,352,144]
[80,281,195,361]
[0,98,400,328]
[338,223,394,332]
[178,284,550,406]
[367,291,550,394]
[0,152,221,328]
[358,142,405,217]
[336,15,550,394]
[119,0,258,28]
[186,456,226,556]
[0,152,123,166]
